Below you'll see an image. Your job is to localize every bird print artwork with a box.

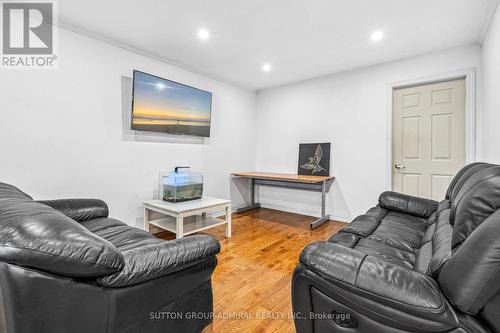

[300,144,326,174]
[298,142,331,176]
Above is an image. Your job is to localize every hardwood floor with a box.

[154,208,347,333]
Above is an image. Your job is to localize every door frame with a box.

[385,68,477,191]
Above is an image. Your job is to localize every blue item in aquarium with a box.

[162,167,203,203]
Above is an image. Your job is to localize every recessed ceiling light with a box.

[370,30,384,42]
[262,63,272,72]
[198,28,210,41]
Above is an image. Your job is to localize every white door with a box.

[393,79,466,200]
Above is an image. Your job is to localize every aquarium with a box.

[160,167,203,203]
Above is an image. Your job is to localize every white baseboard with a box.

[257,203,352,223]
[327,214,352,224]
[179,202,353,224]
[210,203,247,218]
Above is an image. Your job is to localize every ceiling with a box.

[59,0,499,90]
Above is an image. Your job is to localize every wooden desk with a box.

[231,172,335,229]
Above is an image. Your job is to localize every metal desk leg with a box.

[310,180,330,229]
[236,178,261,213]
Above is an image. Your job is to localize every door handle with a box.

[394,163,406,170]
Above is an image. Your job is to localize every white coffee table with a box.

[143,197,231,239]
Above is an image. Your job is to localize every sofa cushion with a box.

[368,211,427,252]
[332,191,440,273]
[352,238,415,269]
[0,198,124,278]
[80,217,165,250]
[341,207,427,254]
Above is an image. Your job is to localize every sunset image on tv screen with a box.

[131,71,212,137]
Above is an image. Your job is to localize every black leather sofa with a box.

[0,182,220,333]
[293,162,500,333]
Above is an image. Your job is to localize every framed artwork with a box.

[298,143,331,176]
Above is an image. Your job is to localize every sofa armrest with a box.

[97,235,220,287]
[38,199,109,222]
[297,242,457,330]
[0,200,123,278]
[378,191,437,218]
[300,242,444,308]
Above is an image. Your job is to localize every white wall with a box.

[0,27,491,226]
[0,28,256,227]
[482,4,500,163]
[256,45,481,221]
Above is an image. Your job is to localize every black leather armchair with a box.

[293,162,500,333]
[0,183,220,333]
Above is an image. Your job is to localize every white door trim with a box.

[385,68,477,191]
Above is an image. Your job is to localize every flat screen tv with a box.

[131,70,212,137]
